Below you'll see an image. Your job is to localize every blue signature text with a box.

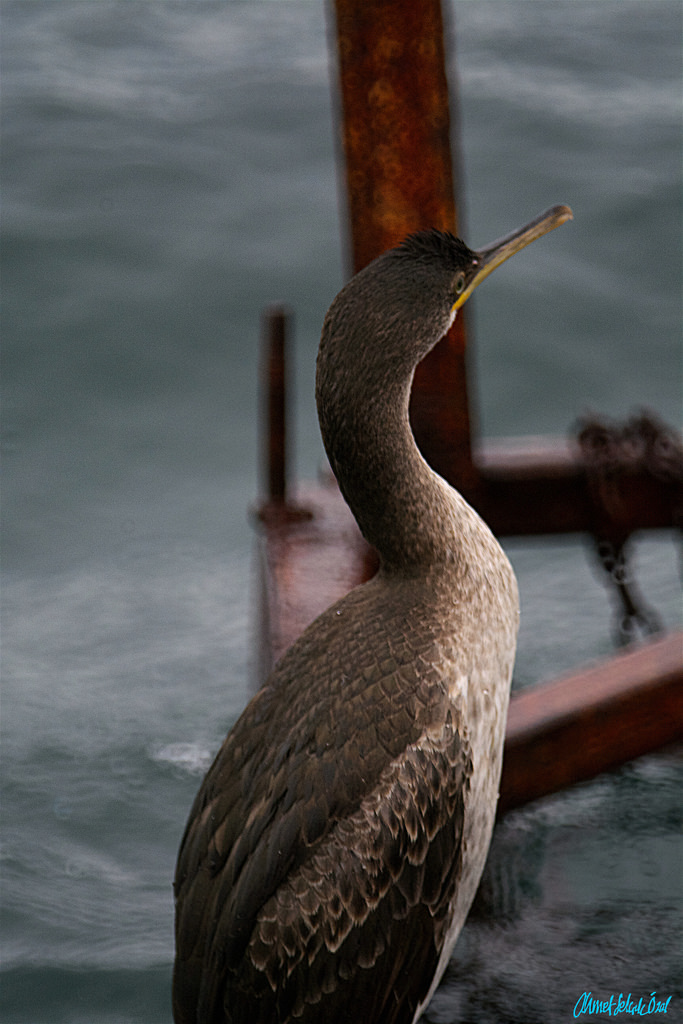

[574,992,673,1018]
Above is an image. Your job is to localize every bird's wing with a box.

[173,584,469,1024]
[182,706,470,1024]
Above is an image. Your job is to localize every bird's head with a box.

[390,203,574,357]
[317,203,573,449]
[319,205,572,384]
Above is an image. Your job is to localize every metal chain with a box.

[577,411,683,646]
[594,537,663,646]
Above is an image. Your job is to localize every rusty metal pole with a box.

[330,0,478,492]
[261,305,290,505]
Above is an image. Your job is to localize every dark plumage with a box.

[396,229,475,268]
[173,206,572,1024]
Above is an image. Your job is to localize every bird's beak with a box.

[453,204,573,310]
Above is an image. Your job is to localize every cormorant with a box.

[173,204,573,1024]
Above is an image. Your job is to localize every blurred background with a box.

[2,2,681,1021]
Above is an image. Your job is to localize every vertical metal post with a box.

[261,305,290,505]
[332,0,457,267]
[330,0,478,493]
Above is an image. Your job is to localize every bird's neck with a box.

[318,363,478,578]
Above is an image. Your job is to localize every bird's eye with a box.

[454,273,466,295]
